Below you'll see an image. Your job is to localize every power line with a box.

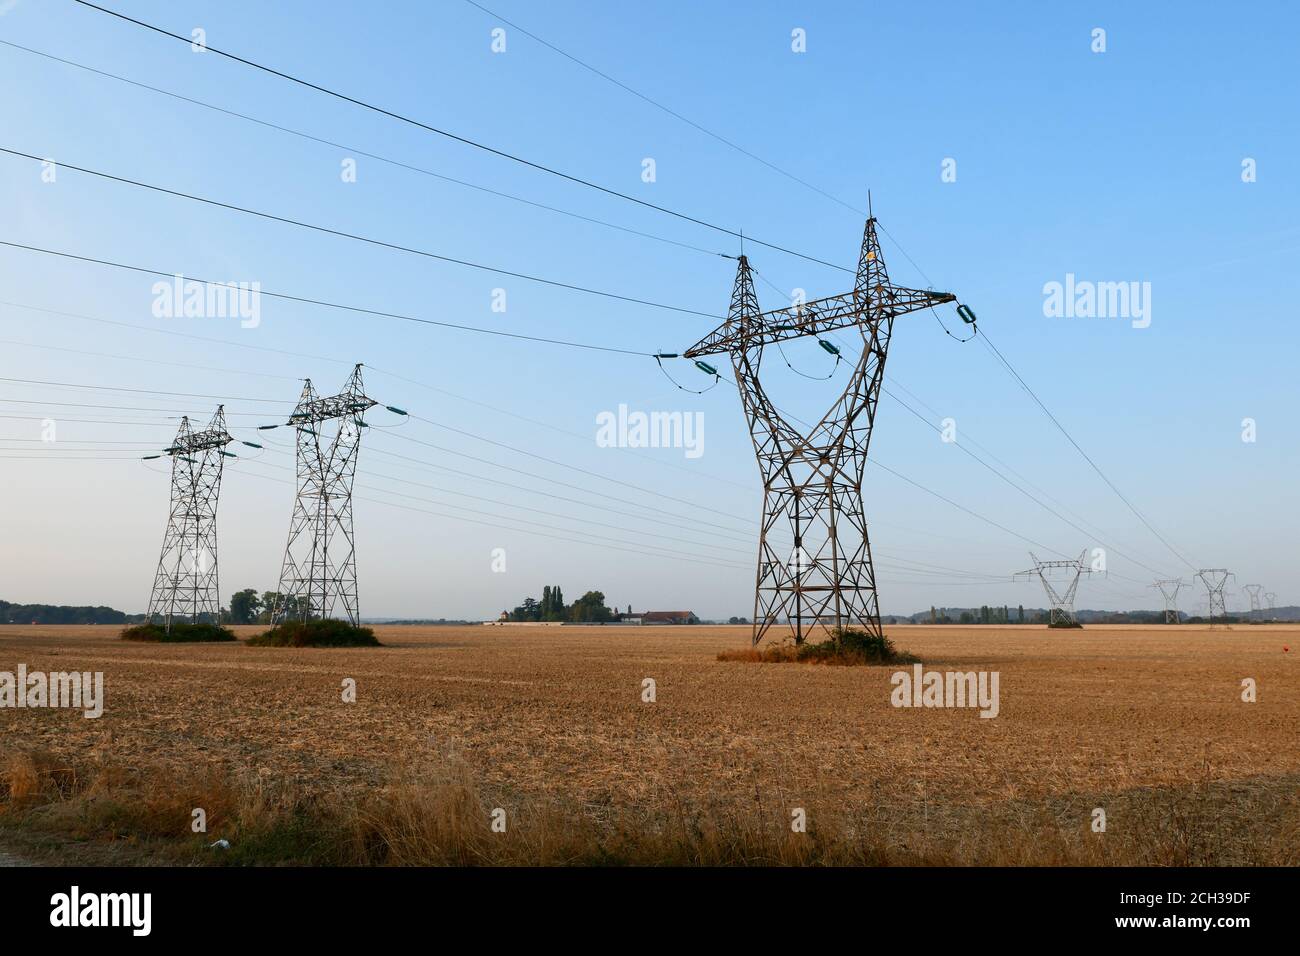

[0,39,736,265]
[2,297,750,489]
[977,331,1199,572]
[0,146,717,320]
[69,0,853,276]
[0,239,652,356]
[64,2,1198,577]
[460,0,867,220]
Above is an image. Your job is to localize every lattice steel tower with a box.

[272,365,377,626]
[684,213,958,644]
[1242,583,1264,622]
[1151,578,1185,625]
[1194,569,1234,629]
[1015,551,1092,627]
[145,407,234,629]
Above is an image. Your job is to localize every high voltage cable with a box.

[977,332,1200,572]
[2,297,751,490]
[0,146,717,320]
[0,239,652,356]
[0,39,734,264]
[460,0,867,221]
[236,464,751,573]
[880,385,1172,580]
[69,0,852,276]
[244,454,750,564]
[406,412,747,523]
[0,337,300,382]
[66,0,1196,572]
[3,338,1168,589]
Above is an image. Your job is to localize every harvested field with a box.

[1,623,1297,865]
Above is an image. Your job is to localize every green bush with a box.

[247,619,381,648]
[718,627,918,666]
[797,627,918,664]
[120,622,237,643]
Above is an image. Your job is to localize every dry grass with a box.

[1,623,1298,865]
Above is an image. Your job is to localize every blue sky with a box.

[0,0,1295,619]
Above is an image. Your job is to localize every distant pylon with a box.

[145,406,233,630]
[1241,583,1264,622]
[1015,551,1091,627]
[1151,578,1185,625]
[272,365,378,626]
[1266,591,1277,617]
[1194,569,1234,629]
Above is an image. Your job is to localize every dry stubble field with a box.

[1,623,1297,865]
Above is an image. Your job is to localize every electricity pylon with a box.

[1242,583,1264,622]
[1151,578,1185,625]
[1266,591,1277,618]
[1194,569,1234,629]
[683,211,959,645]
[272,365,377,626]
[145,407,233,630]
[1015,551,1091,627]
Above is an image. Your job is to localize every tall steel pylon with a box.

[1151,578,1185,624]
[1194,569,1234,629]
[1014,551,1092,627]
[1241,583,1264,622]
[145,406,233,630]
[1265,591,1277,617]
[272,365,377,626]
[684,212,960,645]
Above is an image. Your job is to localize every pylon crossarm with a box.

[684,287,955,357]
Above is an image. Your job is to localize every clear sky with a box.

[1,0,1295,620]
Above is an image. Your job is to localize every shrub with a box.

[247,619,381,648]
[717,627,917,666]
[120,622,236,643]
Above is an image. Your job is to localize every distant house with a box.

[619,614,644,625]
[641,610,699,625]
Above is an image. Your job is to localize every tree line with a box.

[506,586,619,623]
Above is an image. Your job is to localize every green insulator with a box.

[141,454,161,460]
[385,406,408,416]
[957,304,977,325]
[694,360,718,376]
[242,441,263,449]
[818,340,840,355]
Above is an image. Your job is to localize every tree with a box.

[229,588,263,625]
[258,591,311,623]
[1018,604,1025,623]
[569,590,612,623]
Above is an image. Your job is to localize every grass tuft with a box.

[247,619,381,648]
[120,622,236,643]
[717,627,918,666]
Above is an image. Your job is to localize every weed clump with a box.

[247,619,380,648]
[717,627,917,666]
[120,622,236,643]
